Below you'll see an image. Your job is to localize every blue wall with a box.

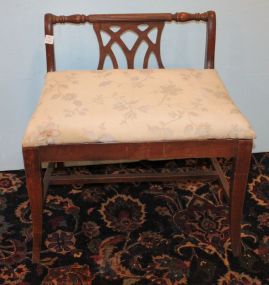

[1,0,269,170]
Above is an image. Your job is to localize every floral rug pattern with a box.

[0,153,269,284]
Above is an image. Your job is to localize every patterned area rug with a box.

[0,154,269,284]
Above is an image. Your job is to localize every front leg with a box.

[23,147,43,263]
[230,140,252,256]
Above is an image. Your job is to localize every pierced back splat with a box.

[93,22,165,69]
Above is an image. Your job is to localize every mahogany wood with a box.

[23,147,43,262]
[23,11,253,263]
[47,170,219,185]
[211,158,230,198]
[45,11,216,71]
[93,22,164,69]
[43,162,54,200]
[230,140,252,256]
[38,140,237,162]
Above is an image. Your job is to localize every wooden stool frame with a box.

[22,11,253,263]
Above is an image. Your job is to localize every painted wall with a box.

[0,0,268,170]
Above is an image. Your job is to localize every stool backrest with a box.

[44,12,216,72]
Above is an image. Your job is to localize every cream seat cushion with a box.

[22,69,255,147]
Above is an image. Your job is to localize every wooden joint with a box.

[211,158,230,198]
[43,162,55,200]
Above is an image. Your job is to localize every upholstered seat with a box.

[23,68,255,147]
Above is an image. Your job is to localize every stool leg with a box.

[230,140,252,256]
[23,147,43,263]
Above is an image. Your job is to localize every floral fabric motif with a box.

[0,155,269,284]
[217,271,262,285]
[0,216,13,240]
[99,194,146,232]
[82,221,100,239]
[0,240,27,266]
[0,173,22,195]
[248,174,269,208]
[173,196,229,253]
[0,264,29,285]
[22,69,255,146]
[45,230,76,255]
[42,263,92,285]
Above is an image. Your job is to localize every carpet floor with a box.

[0,153,269,284]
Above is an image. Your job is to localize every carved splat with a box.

[93,22,165,69]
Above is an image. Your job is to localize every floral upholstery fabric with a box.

[22,69,255,147]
